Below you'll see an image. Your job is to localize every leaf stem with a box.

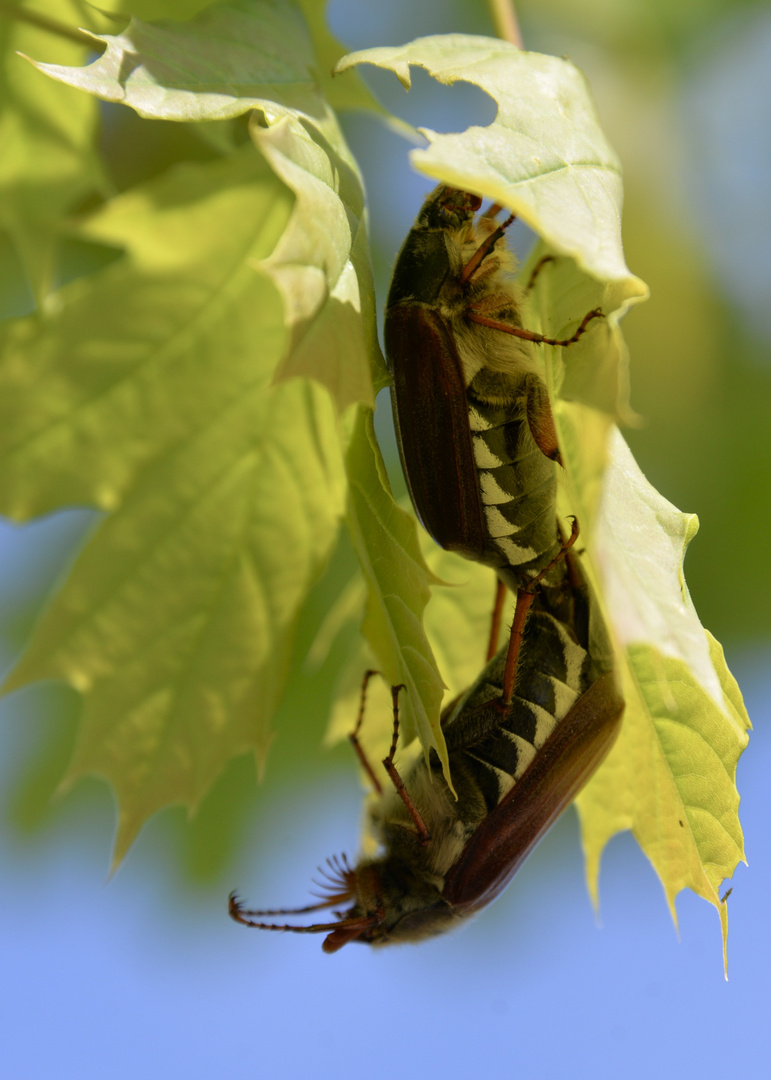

[0,2,99,48]
[487,0,524,48]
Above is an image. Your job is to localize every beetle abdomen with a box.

[440,609,594,815]
[228,582,624,948]
[466,390,563,586]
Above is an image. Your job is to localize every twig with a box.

[487,0,524,48]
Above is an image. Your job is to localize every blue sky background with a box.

[2,1,770,1077]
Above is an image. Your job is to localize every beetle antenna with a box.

[229,888,348,918]
[229,893,379,948]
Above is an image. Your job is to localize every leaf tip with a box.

[719,893,730,981]
[663,885,681,940]
[335,50,413,91]
[582,841,602,917]
[111,810,140,874]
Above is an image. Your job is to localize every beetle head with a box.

[229,851,454,952]
[418,185,483,231]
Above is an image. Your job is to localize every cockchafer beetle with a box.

[384,184,604,701]
[229,564,623,951]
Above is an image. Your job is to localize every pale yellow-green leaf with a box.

[30,0,318,122]
[336,37,648,293]
[575,430,751,965]
[0,150,289,516]
[343,408,448,776]
[29,0,381,410]
[0,1,110,298]
[250,111,379,408]
[0,149,347,860]
[7,375,345,866]
[321,513,504,770]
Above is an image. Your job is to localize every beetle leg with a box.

[348,669,384,796]
[524,376,561,463]
[524,255,556,293]
[487,577,507,661]
[482,202,505,218]
[496,589,537,712]
[381,684,432,846]
[460,214,516,285]
[498,519,581,707]
[466,306,604,346]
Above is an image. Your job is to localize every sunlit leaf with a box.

[0,1,111,299]
[343,408,448,774]
[29,0,381,410]
[30,0,318,121]
[1,148,346,861]
[336,36,648,291]
[250,111,378,409]
[576,430,751,966]
[321,507,502,770]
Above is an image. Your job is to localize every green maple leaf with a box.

[2,0,438,863]
[1,0,387,861]
[0,0,111,302]
[30,0,380,410]
[577,430,750,974]
[1,146,350,862]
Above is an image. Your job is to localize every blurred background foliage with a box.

[0,0,768,916]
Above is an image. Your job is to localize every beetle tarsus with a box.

[349,668,384,795]
[524,255,556,293]
[466,306,604,347]
[381,684,432,846]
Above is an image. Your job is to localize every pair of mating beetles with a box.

[230,185,624,950]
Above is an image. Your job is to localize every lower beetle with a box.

[228,569,623,950]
